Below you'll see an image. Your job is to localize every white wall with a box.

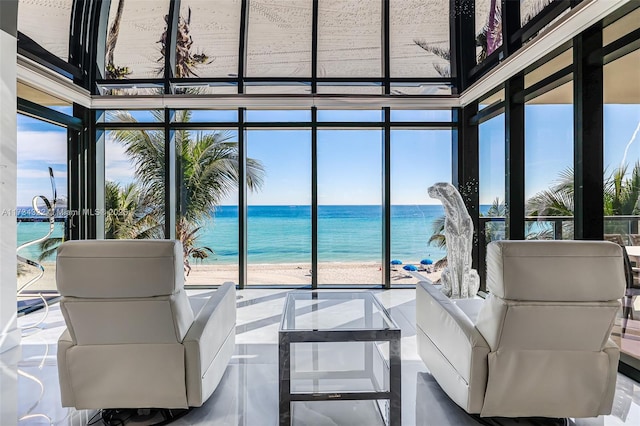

[0,12,19,354]
[0,5,20,425]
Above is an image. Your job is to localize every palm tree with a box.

[37,181,161,261]
[484,197,506,243]
[111,110,264,271]
[158,7,212,78]
[105,0,131,79]
[412,41,450,78]
[525,162,640,237]
[104,181,163,240]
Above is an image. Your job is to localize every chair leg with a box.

[622,295,633,337]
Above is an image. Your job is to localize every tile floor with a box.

[4,289,640,425]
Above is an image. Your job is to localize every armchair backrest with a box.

[56,240,194,345]
[476,240,625,352]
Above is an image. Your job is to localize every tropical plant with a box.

[413,41,450,78]
[158,7,212,78]
[521,0,554,27]
[111,110,264,272]
[37,181,161,261]
[483,197,506,243]
[104,181,163,240]
[525,162,640,238]
[105,0,131,79]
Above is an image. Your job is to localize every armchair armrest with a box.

[183,282,236,406]
[416,281,489,384]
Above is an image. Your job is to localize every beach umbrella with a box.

[391,259,403,265]
[403,264,418,271]
[420,258,433,266]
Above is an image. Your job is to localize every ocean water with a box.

[16,205,450,265]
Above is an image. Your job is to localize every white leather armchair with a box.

[56,240,236,410]
[417,240,626,418]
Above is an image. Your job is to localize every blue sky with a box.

[17,106,640,207]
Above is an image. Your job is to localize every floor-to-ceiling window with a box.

[478,97,505,283]
[16,114,68,297]
[317,122,383,285]
[101,111,165,241]
[247,127,311,285]
[603,8,640,372]
[524,49,574,240]
[390,110,452,285]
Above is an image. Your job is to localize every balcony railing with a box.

[477,215,640,288]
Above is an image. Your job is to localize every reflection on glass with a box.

[316,84,383,95]
[246,110,311,122]
[479,88,505,110]
[317,110,382,122]
[479,113,505,217]
[390,0,450,78]
[390,130,451,285]
[520,0,554,27]
[105,0,170,79]
[603,40,640,383]
[247,130,311,285]
[104,129,165,239]
[18,0,72,61]
[479,113,506,272]
[246,0,312,77]
[101,110,164,123]
[390,83,452,96]
[390,110,452,122]
[282,292,396,330]
[244,84,311,95]
[524,82,574,240]
[525,48,572,89]
[16,114,67,293]
[178,0,241,78]
[318,130,382,285]
[475,0,502,63]
[172,110,238,123]
[603,7,640,46]
[176,128,241,285]
[317,0,382,77]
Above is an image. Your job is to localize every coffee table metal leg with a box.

[389,338,402,426]
[279,333,291,426]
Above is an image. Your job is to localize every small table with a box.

[626,246,640,266]
[278,291,401,426]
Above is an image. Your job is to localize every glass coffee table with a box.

[278,291,401,426]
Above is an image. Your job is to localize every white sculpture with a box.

[428,182,480,298]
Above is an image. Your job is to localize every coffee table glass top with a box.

[280,291,398,331]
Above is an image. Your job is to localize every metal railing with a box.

[477,215,640,288]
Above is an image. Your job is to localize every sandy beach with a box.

[18,261,442,292]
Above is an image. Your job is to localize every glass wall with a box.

[247,130,311,285]
[16,114,68,295]
[105,0,171,79]
[177,126,240,286]
[524,81,574,240]
[390,130,451,285]
[317,129,382,285]
[103,126,165,239]
[18,0,72,61]
[94,108,454,287]
[520,0,554,27]
[479,113,506,248]
[604,44,640,364]
[475,0,502,63]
